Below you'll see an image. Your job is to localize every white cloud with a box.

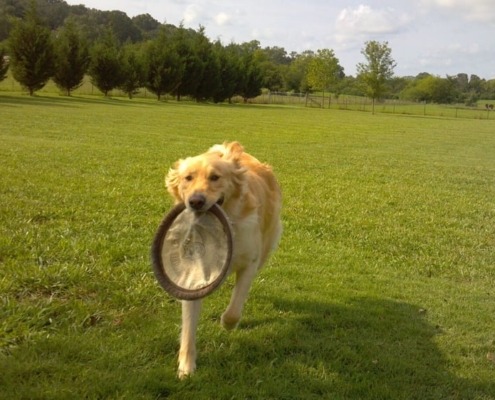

[214,12,231,26]
[448,42,481,55]
[421,0,495,23]
[250,27,275,42]
[183,4,202,24]
[334,5,411,46]
[337,5,406,34]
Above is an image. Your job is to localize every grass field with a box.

[1,92,494,399]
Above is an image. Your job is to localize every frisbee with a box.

[151,203,233,300]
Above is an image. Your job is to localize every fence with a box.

[1,75,493,120]
[245,92,494,120]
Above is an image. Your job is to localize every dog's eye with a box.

[209,174,220,182]
[185,175,194,182]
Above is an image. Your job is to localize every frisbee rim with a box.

[151,203,233,300]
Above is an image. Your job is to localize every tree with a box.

[119,43,145,99]
[132,13,161,39]
[0,46,9,82]
[36,0,70,30]
[239,57,263,102]
[262,46,291,65]
[88,29,123,96]
[482,79,495,100]
[52,21,89,96]
[144,28,183,100]
[171,24,203,101]
[306,49,342,107]
[212,42,240,103]
[400,74,456,104]
[108,10,141,43]
[356,40,396,114]
[8,1,54,95]
[285,50,314,92]
[235,41,264,102]
[193,26,221,101]
[258,46,289,91]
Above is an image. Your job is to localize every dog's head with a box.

[166,142,246,212]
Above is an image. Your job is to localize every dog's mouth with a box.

[187,194,225,212]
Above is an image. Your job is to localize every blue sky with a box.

[64,0,495,79]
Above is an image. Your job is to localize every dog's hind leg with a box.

[221,265,258,330]
[178,299,201,379]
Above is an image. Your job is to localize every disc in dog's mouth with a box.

[151,203,233,300]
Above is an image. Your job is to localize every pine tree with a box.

[119,43,145,99]
[171,24,203,101]
[53,21,89,96]
[144,29,183,101]
[193,27,221,102]
[238,52,263,102]
[88,29,123,96]
[8,1,54,95]
[212,43,240,103]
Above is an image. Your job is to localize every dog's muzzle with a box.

[188,195,224,211]
[188,194,207,211]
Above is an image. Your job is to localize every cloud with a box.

[214,12,231,26]
[421,0,495,23]
[183,4,202,24]
[336,5,408,34]
[250,27,275,42]
[416,40,488,75]
[334,5,411,47]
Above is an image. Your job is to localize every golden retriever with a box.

[165,141,282,378]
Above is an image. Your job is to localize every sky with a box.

[64,0,495,79]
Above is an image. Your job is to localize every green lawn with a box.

[1,93,494,399]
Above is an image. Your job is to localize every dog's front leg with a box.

[221,265,258,330]
[178,299,201,379]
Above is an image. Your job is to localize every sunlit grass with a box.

[1,93,494,399]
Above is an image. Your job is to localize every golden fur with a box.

[165,141,282,378]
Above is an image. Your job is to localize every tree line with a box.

[1,0,494,103]
[1,2,268,102]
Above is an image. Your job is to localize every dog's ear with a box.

[165,160,182,201]
[222,141,244,161]
[223,143,247,188]
[208,141,244,161]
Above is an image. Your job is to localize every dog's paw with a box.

[221,312,240,331]
[177,360,196,380]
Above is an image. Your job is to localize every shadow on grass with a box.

[2,295,492,399]
[193,296,493,399]
[0,93,154,108]
[0,93,298,111]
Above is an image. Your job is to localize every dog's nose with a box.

[188,194,206,210]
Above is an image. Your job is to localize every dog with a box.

[165,141,282,378]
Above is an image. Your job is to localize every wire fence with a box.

[1,75,493,120]
[242,92,495,120]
